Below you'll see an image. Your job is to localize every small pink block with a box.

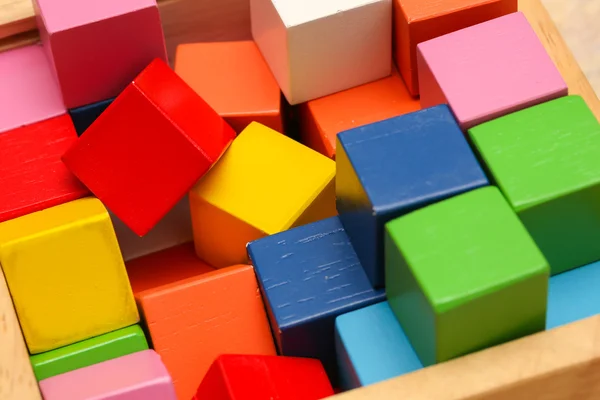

[0,44,65,134]
[39,350,177,400]
[34,0,168,109]
[417,12,567,130]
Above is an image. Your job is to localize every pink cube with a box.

[39,350,177,400]
[0,44,65,133]
[417,12,567,130]
[33,0,168,109]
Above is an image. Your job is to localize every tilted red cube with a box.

[195,354,334,400]
[62,58,235,236]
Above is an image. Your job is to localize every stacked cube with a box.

[1,0,600,399]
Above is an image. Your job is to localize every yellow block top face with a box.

[0,198,139,354]
[191,122,336,234]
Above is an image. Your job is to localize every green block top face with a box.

[30,324,148,381]
[385,186,549,314]
[468,96,600,212]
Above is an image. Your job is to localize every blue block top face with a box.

[247,216,385,330]
[335,301,422,387]
[336,105,489,215]
[547,260,600,329]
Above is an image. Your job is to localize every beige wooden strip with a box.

[328,314,600,400]
[0,269,41,400]
[0,0,34,40]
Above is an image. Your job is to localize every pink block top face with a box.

[417,12,567,130]
[0,45,65,134]
[39,350,177,400]
[35,0,158,32]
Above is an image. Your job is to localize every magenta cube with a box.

[39,350,177,400]
[0,44,65,133]
[417,12,567,130]
[33,0,168,109]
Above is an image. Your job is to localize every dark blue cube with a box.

[336,105,489,288]
[247,216,385,383]
[68,97,114,136]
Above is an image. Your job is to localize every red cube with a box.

[195,354,334,400]
[62,58,235,236]
[0,115,89,223]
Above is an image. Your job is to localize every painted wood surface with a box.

[251,0,391,105]
[33,0,168,108]
[137,264,276,399]
[189,122,335,267]
[62,59,235,237]
[336,105,488,287]
[195,354,334,399]
[175,40,283,134]
[0,268,41,400]
[0,198,139,354]
[38,350,177,400]
[418,12,567,130]
[0,44,64,133]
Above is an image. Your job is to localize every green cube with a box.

[30,324,148,381]
[469,95,600,275]
[385,186,549,367]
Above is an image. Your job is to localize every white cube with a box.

[250,0,392,105]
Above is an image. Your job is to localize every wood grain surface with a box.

[0,270,42,400]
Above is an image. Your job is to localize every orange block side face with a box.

[125,242,215,295]
[393,0,517,95]
[300,69,420,159]
[174,41,283,134]
[137,264,276,400]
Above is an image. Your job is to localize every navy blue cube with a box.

[68,97,114,136]
[247,216,385,383]
[336,105,489,288]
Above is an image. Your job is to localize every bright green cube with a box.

[385,186,549,367]
[30,324,148,381]
[469,95,600,275]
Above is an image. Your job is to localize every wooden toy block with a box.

[30,324,149,381]
[0,114,89,224]
[0,268,42,400]
[417,12,567,130]
[469,95,600,275]
[38,349,176,400]
[62,59,236,237]
[336,105,488,287]
[0,44,64,133]
[547,260,600,330]
[247,216,385,382]
[0,197,139,354]
[68,97,114,136]
[250,0,392,105]
[393,0,516,96]
[335,302,422,390]
[111,197,193,262]
[385,186,549,367]
[189,122,336,267]
[330,314,600,400]
[33,0,168,109]
[195,354,335,399]
[126,242,214,295]
[137,264,276,399]
[174,40,283,134]
[299,68,420,159]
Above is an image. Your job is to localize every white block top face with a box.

[35,0,158,32]
[272,0,386,26]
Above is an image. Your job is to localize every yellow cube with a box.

[0,197,139,354]
[189,122,336,267]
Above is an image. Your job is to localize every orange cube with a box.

[300,68,420,159]
[134,258,276,400]
[393,0,516,95]
[174,40,284,134]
